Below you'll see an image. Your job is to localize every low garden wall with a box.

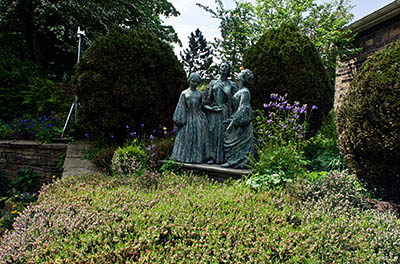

[0,140,67,194]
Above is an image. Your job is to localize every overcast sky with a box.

[164,0,393,56]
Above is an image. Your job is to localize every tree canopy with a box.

[197,0,356,79]
[0,0,180,79]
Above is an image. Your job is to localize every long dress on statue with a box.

[203,79,237,164]
[170,89,209,163]
[224,87,256,168]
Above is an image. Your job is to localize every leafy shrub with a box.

[73,28,187,142]
[111,145,149,177]
[289,170,369,210]
[0,36,71,122]
[9,168,39,194]
[336,41,400,201]
[0,120,12,139]
[1,173,400,263]
[150,137,175,163]
[243,22,333,132]
[304,110,346,171]
[88,145,118,175]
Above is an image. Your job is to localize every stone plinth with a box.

[160,160,251,182]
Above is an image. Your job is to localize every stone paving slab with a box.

[62,141,101,177]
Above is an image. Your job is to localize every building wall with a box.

[335,13,400,110]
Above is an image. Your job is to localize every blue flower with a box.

[141,123,144,127]
[267,119,272,124]
[312,105,318,110]
[126,125,129,129]
[150,135,154,141]
[280,123,287,129]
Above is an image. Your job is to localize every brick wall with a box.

[0,140,67,194]
[335,13,400,110]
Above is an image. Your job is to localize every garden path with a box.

[62,140,101,177]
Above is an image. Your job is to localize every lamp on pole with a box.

[61,26,85,138]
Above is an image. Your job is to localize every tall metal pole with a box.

[61,26,85,138]
[75,26,85,124]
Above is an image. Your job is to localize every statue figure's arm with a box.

[202,81,214,106]
[173,92,187,127]
[203,81,222,112]
[226,90,252,130]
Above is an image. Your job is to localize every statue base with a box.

[159,160,251,182]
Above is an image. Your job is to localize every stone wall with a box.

[335,13,400,110]
[0,140,67,194]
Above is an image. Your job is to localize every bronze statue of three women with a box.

[170,62,256,169]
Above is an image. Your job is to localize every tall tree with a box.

[197,1,255,75]
[180,28,214,79]
[0,0,180,79]
[197,0,357,79]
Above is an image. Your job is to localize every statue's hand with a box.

[211,106,223,112]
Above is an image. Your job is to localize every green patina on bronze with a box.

[171,66,256,168]
[221,69,256,169]
[203,62,238,164]
[170,73,210,163]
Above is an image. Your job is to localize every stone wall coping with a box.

[0,140,67,148]
[349,0,400,34]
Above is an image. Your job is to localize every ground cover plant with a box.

[0,170,400,263]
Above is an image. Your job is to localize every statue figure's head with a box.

[219,61,231,77]
[238,69,254,87]
[188,72,201,87]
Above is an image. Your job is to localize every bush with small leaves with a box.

[243,23,333,132]
[336,40,400,201]
[73,28,187,142]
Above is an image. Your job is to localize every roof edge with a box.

[349,0,400,33]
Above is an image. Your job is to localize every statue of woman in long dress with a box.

[221,69,256,168]
[203,62,238,164]
[170,73,209,163]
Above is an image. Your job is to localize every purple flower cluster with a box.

[6,113,61,142]
[256,93,317,147]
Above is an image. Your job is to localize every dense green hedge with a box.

[73,28,187,141]
[336,41,400,201]
[1,171,399,263]
[243,23,333,132]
